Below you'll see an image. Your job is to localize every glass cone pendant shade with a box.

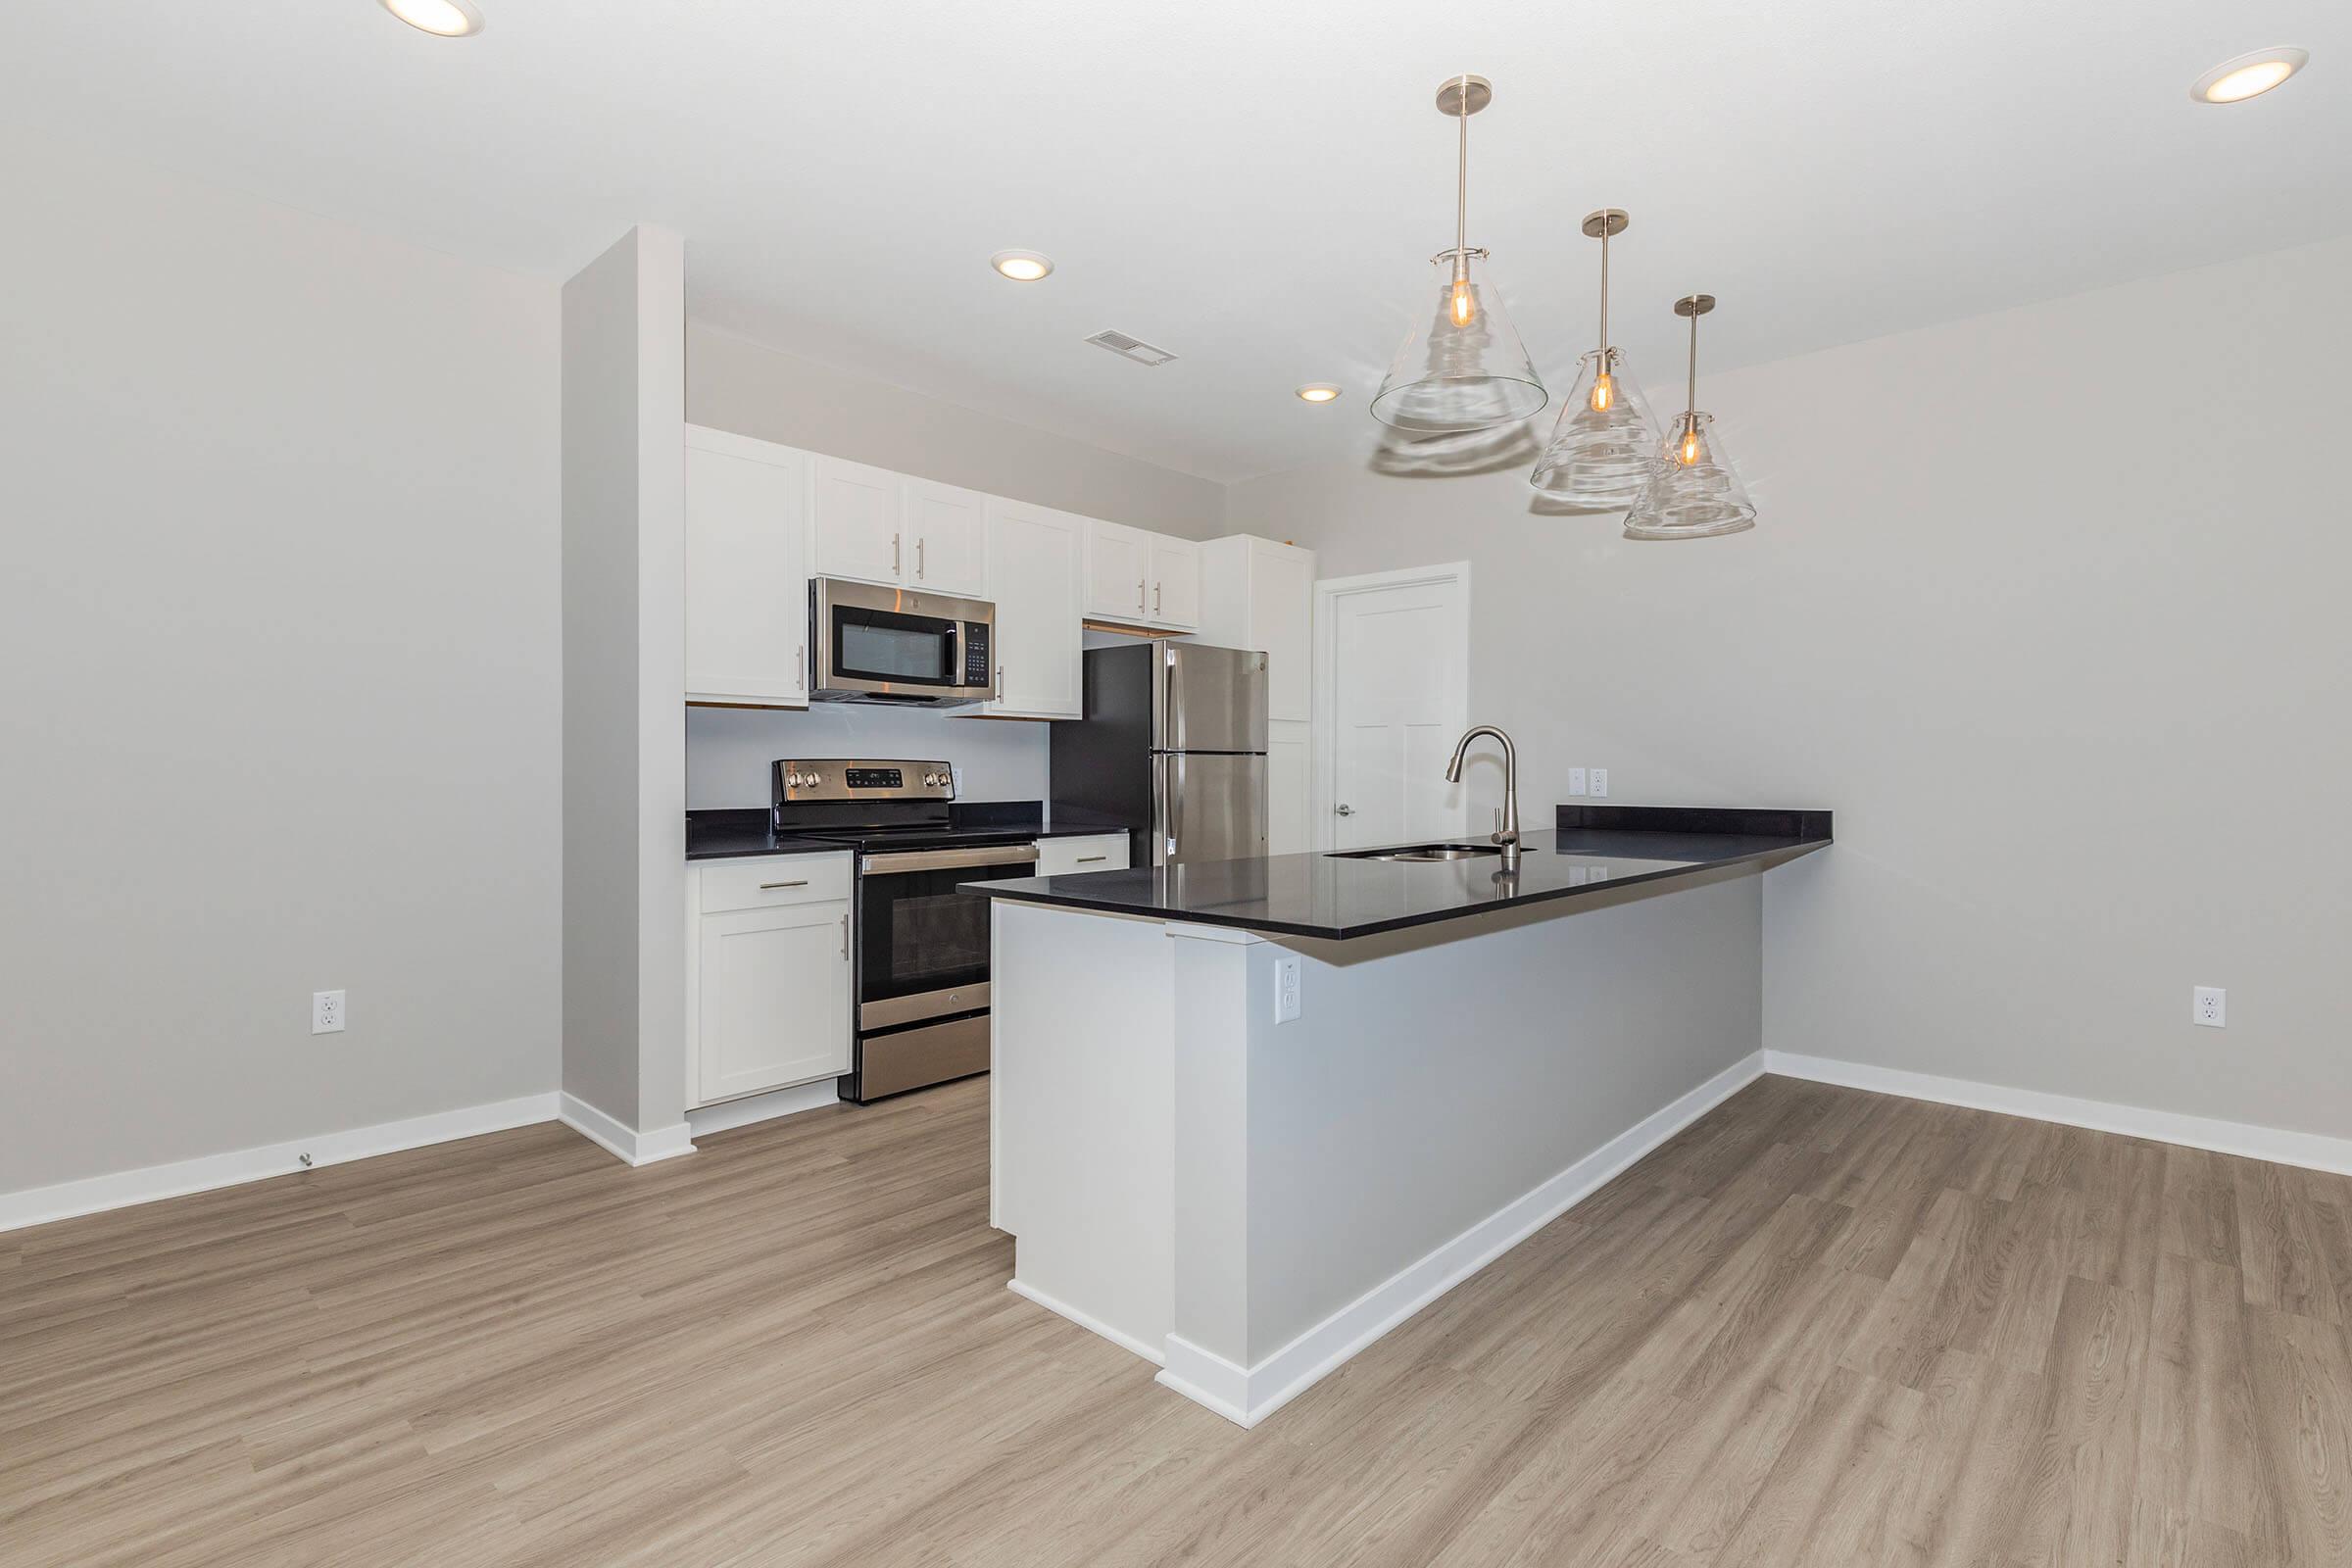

[1623,413,1756,539]
[1528,350,1663,506]
[1371,249,1548,434]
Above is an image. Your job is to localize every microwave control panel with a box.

[961,622,992,687]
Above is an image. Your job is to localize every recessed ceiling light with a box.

[1296,384,1343,404]
[991,251,1054,282]
[2192,47,2308,104]
[379,0,485,36]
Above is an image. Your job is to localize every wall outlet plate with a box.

[1589,767,1610,799]
[2193,985,2225,1028]
[1274,956,1301,1023]
[313,990,346,1035]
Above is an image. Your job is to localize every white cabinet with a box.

[1148,535,1200,632]
[810,459,987,596]
[902,478,987,597]
[684,427,809,708]
[1083,518,1201,632]
[809,455,905,586]
[687,855,853,1106]
[1084,517,1152,622]
[1034,833,1131,876]
[974,498,1083,719]
[1194,534,1316,722]
[1267,719,1311,855]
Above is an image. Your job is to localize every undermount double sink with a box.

[1327,842,1506,864]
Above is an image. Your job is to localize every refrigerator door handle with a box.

[1165,644,1185,753]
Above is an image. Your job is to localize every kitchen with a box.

[5,4,2350,1564]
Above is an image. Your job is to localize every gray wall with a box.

[0,130,562,1194]
[1226,235,2352,1145]
[562,227,690,1138]
[686,321,1224,539]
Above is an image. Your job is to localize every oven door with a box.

[812,577,995,705]
[855,842,1039,1030]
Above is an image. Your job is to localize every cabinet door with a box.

[810,456,906,585]
[1267,718,1312,855]
[1253,540,1315,722]
[977,499,1082,718]
[1150,535,1201,631]
[696,898,852,1103]
[1084,518,1152,620]
[684,429,808,707]
[903,478,987,597]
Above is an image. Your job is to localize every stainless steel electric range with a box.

[770,758,1037,1102]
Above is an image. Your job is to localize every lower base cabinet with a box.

[1034,833,1131,876]
[688,856,853,1107]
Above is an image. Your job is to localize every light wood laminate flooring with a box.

[7,1074,2351,1565]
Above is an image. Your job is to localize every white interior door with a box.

[1321,567,1469,851]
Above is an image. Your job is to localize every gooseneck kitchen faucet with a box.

[1444,725,1521,872]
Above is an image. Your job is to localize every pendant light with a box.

[1623,294,1756,540]
[1369,75,1547,435]
[1528,210,1663,506]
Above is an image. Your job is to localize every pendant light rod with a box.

[1455,80,1469,255]
[1674,292,1716,422]
[1580,210,1631,359]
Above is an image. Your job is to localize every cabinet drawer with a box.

[1035,833,1131,877]
[698,853,852,913]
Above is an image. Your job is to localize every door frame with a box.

[1310,561,1472,852]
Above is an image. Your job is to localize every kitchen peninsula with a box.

[973,806,1830,1427]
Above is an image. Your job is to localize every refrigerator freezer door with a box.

[1152,643,1269,754]
[1153,752,1270,866]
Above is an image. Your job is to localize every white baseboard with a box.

[558,1094,696,1167]
[0,1092,561,1236]
[1159,1049,1768,1429]
[1764,1050,2352,1178]
[685,1078,843,1138]
[1008,1278,1168,1367]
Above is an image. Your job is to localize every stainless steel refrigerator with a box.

[1050,641,1269,866]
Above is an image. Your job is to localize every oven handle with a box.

[860,844,1041,875]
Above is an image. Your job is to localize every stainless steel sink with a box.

[1326,843,1505,863]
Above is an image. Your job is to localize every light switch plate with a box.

[1566,767,1587,797]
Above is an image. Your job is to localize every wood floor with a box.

[6,1074,2351,1566]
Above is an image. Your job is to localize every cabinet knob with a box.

[1335,804,1355,816]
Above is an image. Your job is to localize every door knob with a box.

[1335,804,1355,816]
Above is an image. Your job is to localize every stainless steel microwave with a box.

[809,576,996,707]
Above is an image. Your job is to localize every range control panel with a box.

[773,758,954,803]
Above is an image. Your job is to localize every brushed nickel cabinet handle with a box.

[841,913,849,958]
[760,879,809,890]
[1153,580,1161,614]
[1137,577,1146,612]
[1076,855,1107,863]
[916,537,925,578]
[893,532,902,573]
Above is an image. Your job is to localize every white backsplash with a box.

[686,705,1050,809]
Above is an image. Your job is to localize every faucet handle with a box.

[1492,806,1504,843]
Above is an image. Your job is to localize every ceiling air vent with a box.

[1085,329,1179,368]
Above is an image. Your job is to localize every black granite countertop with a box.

[964,806,1831,941]
[685,804,1130,861]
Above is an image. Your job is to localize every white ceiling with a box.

[4,1,2345,482]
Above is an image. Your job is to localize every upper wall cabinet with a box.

[1084,518,1200,633]
[971,499,1084,719]
[1194,534,1315,723]
[811,459,987,598]
[684,426,809,708]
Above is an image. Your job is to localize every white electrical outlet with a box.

[1589,767,1610,799]
[2192,986,2225,1028]
[1566,767,1587,797]
[1275,956,1301,1023]
[312,990,346,1035]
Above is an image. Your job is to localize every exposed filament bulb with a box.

[1448,268,1477,328]
[1677,420,1703,467]
[1589,371,1616,414]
